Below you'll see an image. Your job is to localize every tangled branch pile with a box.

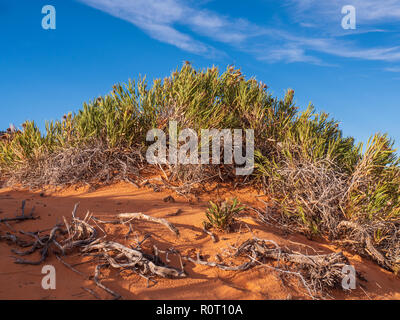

[0,203,186,299]
[187,237,350,299]
[5,143,143,189]
[0,202,358,299]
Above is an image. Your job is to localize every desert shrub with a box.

[339,134,400,272]
[346,134,400,221]
[72,78,159,148]
[1,63,400,272]
[203,198,245,232]
[0,121,54,172]
[253,104,360,236]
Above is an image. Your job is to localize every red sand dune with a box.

[0,182,399,300]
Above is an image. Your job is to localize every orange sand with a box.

[0,182,399,300]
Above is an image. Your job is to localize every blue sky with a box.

[1,0,400,147]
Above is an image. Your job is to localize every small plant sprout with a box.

[203,198,246,232]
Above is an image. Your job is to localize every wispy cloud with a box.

[286,0,400,25]
[286,36,400,62]
[258,45,323,65]
[252,28,400,64]
[79,0,207,54]
[78,0,257,56]
[385,67,400,72]
[79,0,400,67]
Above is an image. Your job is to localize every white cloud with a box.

[344,0,400,22]
[138,22,209,54]
[287,36,400,62]
[79,0,400,67]
[79,0,205,54]
[385,67,400,72]
[286,0,400,25]
[251,27,400,64]
[259,45,322,64]
[79,0,256,56]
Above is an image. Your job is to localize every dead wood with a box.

[186,237,350,297]
[337,221,393,271]
[202,226,218,243]
[0,201,37,223]
[55,254,88,279]
[0,202,355,299]
[81,287,101,300]
[163,196,175,203]
[94,264,122,300]
[82,241,186,279]
[115,213,180,237]
[0,232,33,247]
[166,209,182,217]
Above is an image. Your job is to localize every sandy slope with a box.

[0,182,399,300]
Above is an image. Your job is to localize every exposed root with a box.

[93,263,122,300]
[0,200,37,223]
[186,237,350,298]
[0,203,185,299]
[94,212,180,237]
[0,202,356,299]
[202,226,218,243]
[83,241,186,279]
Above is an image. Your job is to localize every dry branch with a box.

[338,221,393,271]
[0,201,37,223]
[82,240,186,279]
[115,213,180,237]
[186,237,350,297]
[202,226,218,243]
[94,264,122,300]
[0,201,356,299]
